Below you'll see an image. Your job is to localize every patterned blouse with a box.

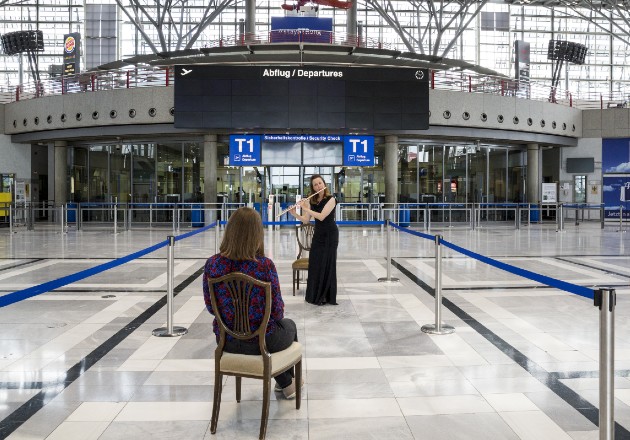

[203,254,284,341]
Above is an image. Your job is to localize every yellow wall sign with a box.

[0,192,11,217]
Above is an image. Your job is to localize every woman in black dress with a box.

[289,174,339,305]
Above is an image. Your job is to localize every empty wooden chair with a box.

[292,223,315,295]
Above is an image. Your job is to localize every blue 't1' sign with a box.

[229,135,261,166]
[343,136,374,166]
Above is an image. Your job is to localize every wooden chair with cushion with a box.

[207,272,302,440]
[292,223,315,295]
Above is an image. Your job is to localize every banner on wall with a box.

[541,183,557,203]
[602,176,630,219]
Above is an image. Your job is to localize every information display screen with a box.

[174,65,429,131]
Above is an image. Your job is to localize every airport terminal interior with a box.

[0,222,629,440]
[2,0,630,438]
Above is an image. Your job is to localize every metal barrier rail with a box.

[557,203,606,230]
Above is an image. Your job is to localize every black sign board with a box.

[63,33,81,76]
[174,65,429,131]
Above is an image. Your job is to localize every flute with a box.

[275,188,325,218]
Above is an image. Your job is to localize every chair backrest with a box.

[296,224,315,259]
[206,271,272,355]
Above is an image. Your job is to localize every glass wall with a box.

[133,143,156,203]
[398,142,523,205]
[68,140,202,204]
[65,139,524,213]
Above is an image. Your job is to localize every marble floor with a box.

[0,221,629,440]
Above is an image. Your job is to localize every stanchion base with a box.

[152,326,188,337]
[378,277,400,283]
[421,323,455,335]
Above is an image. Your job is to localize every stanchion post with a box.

[515,204,520,230]
[601,204,605,229]
[378,219,399,283]
[153,235,188,337]
[9,204,13,234]
[421,235,455,335]
[557,203,564,232]
[595,287,615,440]
[113,197,118,234]
[619,206,623,232]
[215,222,220,254]
[59,205,65,234]
[575,206,579,226]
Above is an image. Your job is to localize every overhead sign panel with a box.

[229,135,261,165]
[343,136,374,166]
[174,65,430,131]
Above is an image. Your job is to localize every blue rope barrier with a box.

[0,222,219,308]
[390,221,435,241]
[173,221,217,241]
[439,238,595,300]
[259,220,384,226]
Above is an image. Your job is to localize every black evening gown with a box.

[305,195,339,305]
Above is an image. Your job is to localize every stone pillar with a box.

[384,135,398,206]
[204,134,218,223]
[245,0,255,38]
[346,0,357,40]
[526,143,540,204]
[53,141,68,205]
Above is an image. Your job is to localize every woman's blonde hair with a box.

[220,207,265,260]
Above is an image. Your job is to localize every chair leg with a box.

[292,269,296,296]
[211,371,223,434]
[259,378,271,440]
[295,360,302,410]
[236,376,242,402]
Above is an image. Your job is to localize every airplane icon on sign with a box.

[181,68,192,76]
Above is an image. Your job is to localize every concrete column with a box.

[346,0,357,38]
[53,141,67,204]
[384,135,398,205]
[526,143,540,204]
[47,143,56,203]
[245,0,255,37]
[204,134,218,223]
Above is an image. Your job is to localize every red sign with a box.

[65,36,76,54]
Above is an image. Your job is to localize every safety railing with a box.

[1,31,625,109]
[2,201,620,234]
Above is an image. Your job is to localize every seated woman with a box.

[202,207,300,399]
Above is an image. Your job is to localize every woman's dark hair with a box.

[220,207,265,260]
[308,174,332,203]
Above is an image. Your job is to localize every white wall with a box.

[0,132,31,180]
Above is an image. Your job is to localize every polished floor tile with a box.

[1,224,629,439]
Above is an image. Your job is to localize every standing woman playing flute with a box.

[289,174,339,306]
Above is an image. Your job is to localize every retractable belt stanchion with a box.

[378,219,399,283]
[113,197,118,234]
[595,288,616,440]
[215,222,220,254]
[59,205,66,234]
[9,204,13,234]
[422,235,455,335]
[153,235,188,337]
[557,203,564,232]
[601,204,605,229]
